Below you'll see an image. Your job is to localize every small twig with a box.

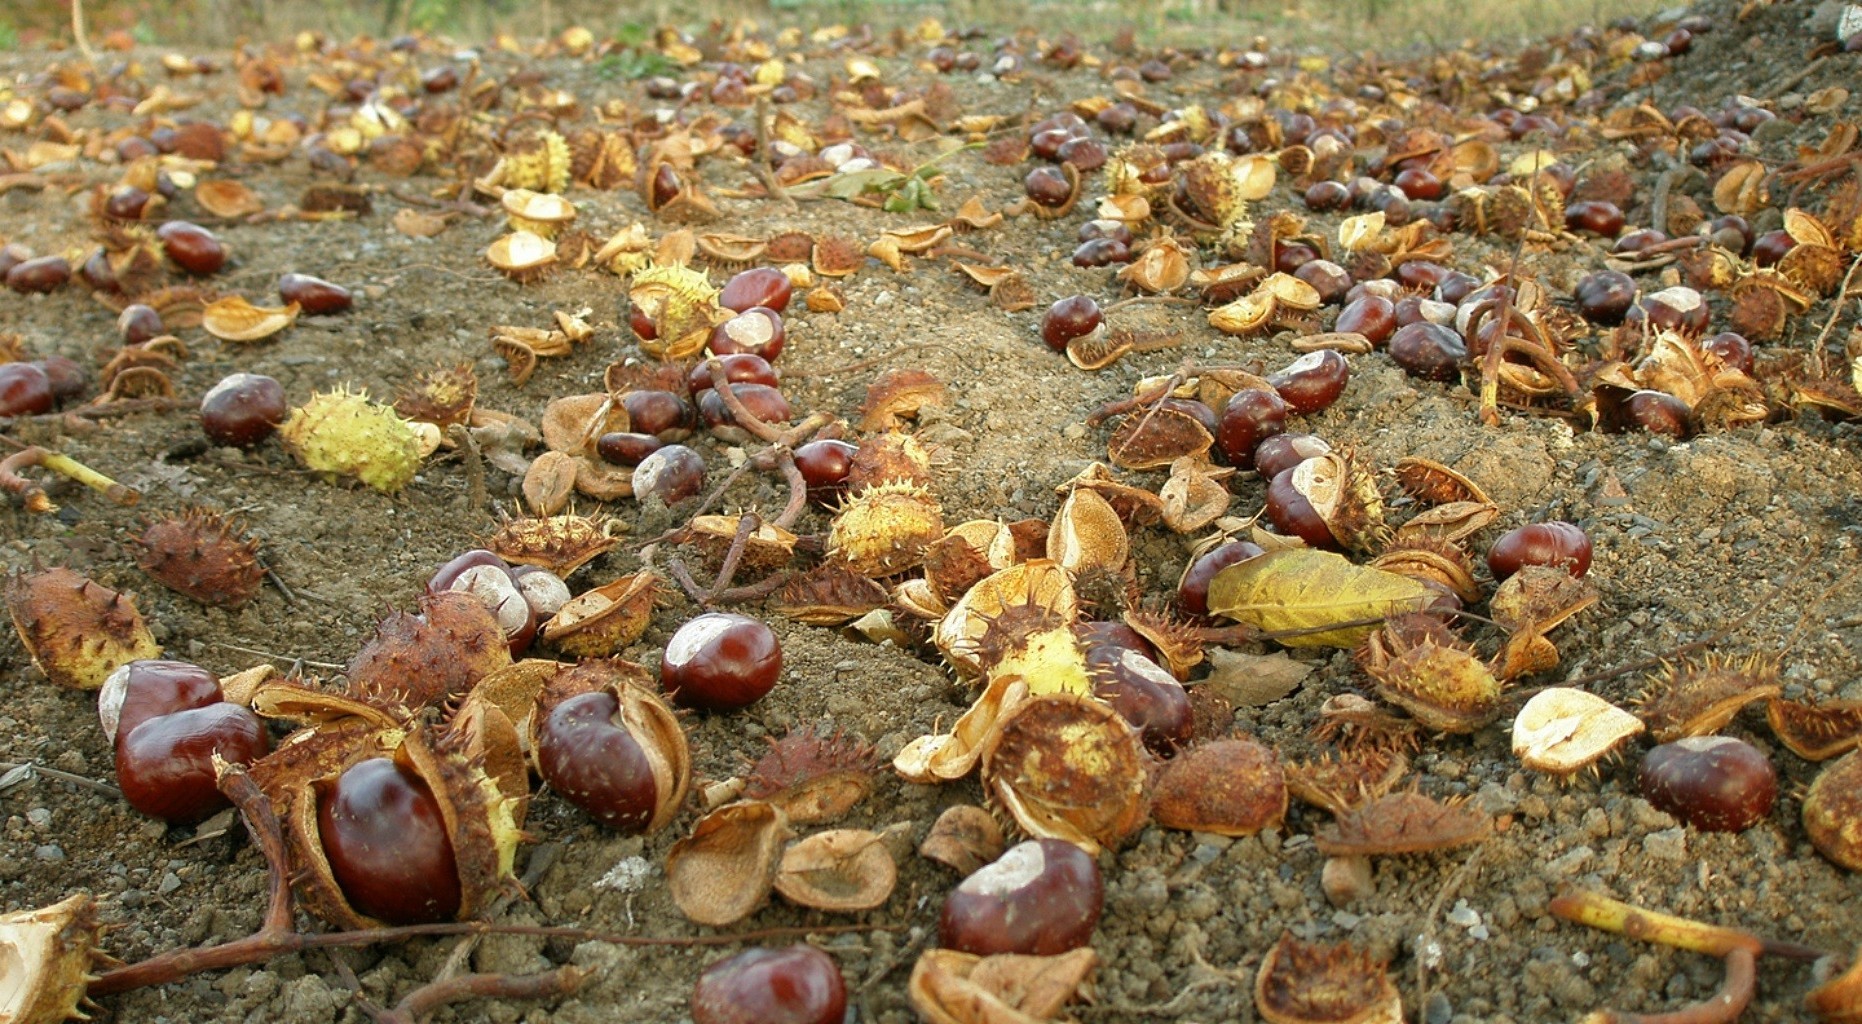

[703,571,795,607]
[1,446,140,514]
[0,397,184,428]
[772,450,808,530]
[752,97,794,208]
[448,425,488,518]
[1808,253,1862,377]
[1415,847,1487,1014]
[666,556,709,605]
[209,642,344,671]
[362,966,590,1024]
[71,0,96,60]
[0,760,122,799]
[1649,166,1680,238]
[704,511,762,603]
[1763,55,1829,101]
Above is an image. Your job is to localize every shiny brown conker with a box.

[1388,321,1466,381]
[1486,521,1592,580]
[708,307,786,362]
[200,373,287,447]
[698,383,791,430]
[1575,270,1638,324]
[1267,350,1350,414]
[1088,645,1193,753]
[1638,736,1776,832]
[1265,467,1337,549]
[1751,229,1794,267]
[1304,180,1351,211]
[117,703,269,823]
[0,363,56,417]
[1178,540,1266,617]
[1251,433,1331,481]
[5,255,71,294]
[661,613,782,712]
[1071,237,1131,267]
[279,273,353,314]
[596,431,664,466]
[688,352,778,395]
[939,839,1102,956]
[1294,259,1352,304]
[99,659,222,744]
[792,438,857,503]
[318,758,463,924]
[1217,388,1289,468]
[118,304,165,345]
[1041,295,1103,352]
[156,220,227,275]
[1336,294,1397,344]
[633,444,707,504]
[1623,390,1693,439]
[719,266,793,314]
[535,691,664,831]
[1564,200,1626,236]
[621,389,695,438]
[691,945,847,1024]
[1703,331,1753,375]
[1392,167,1443,201]
[1024,166,1072,207]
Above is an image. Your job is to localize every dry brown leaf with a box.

[202,296,300,342]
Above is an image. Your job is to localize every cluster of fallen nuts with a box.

[4,3,1862,1023]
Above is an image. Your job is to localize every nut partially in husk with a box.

[7,567,162,690]
[980,692,1149,855]
[539,572,660,657]
[1804,750,1862,873]
[1284,452,1388,553]
[773,828,897,912]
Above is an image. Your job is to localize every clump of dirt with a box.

[2,2,1861,1023]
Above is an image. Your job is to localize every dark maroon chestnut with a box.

[1251,433,1331,481]
[1024,166,1072,208]
[1751,229,1793,267]
[1030,127,1075,161]
[1294,259,1352,304]
[1627,286,1710,335]
[661,612,782,712]
[1388,321,1466,381]
[688,352,778,395]
[1436,271,1482,306]
[1564,200,1626,236]
[1575,270,1638,324]
[6,255,71,294]
[1703,331,1753,375]
[99,659,223,745]
[939,839,1102,956]
[536,691,666,831]
[597,431,664,466]
[648,164,683,209]
[1614,228,1670,255]
[1095,103,1137,134]
[1623,390,1693,439]
[1274,241,1319,274]
[1071,237,1131,267]
[421,65,460,92]
[1078,219,1133,246]
[1393,261,1449,292]
[1392,167,1443,201]
[633,444,707,504]
[1336,295,1397,345]
[0,363,55,417]
[104,186,153,220]
[1304,180,1351,211]
[1267,350,1349,414]
[79,249,120,294]
[31,356,84,404]
[1706,214,1753,256]
[0,243,31,278]
[691,945,846,1024]
[698,382,791,430]
[200,372,287,447]
[1058,136,1107,171]
[318,758,462,924]
[116,702,269,823]
[621,389,695,438]
[708,307,786,362]
[156,220,226,275]
[1265,466,1337,549]
[118,304,165,345]
[1177,540,1266,617]
[1088,644,1193,753]
[719,267,794,314]
[279,273,353,314]
[1216,388,1289,467]
[1041,295,1103,352]
[1486,521,1592,580]
[792,438,857,503]
[1638,736,1776,832]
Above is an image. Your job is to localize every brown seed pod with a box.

[812,234,864,277]
[895,674,1033,784]
[1284,452,1389,553]
[771,565,889,626]
[859,368,947,433]
[1285,746,1410,816]
[1106,403,1214,470]
[1512,688,1645,776]
[667,801,792,926]
[135,508,265,608]
[980,692,1149,855]
[1356,615,1500,734]
[1047,488,1129,577]
[920,533,1000,607]
[1254,934,1401,1024]
[1151,738,1286,836]
[1804,750,1862,873]
[936,560,1080,682]
[908,947,1099,1024]
[0,894,110,1024]
[1766,697,1862,761]
[773,828,897,912]
[742,725,880,826]
[485,513,619,577]
[1634,654,1782,743]
[7,567,162,690]
[920,804,1006,876]
[1389,503,1500,549]
[674,516,798,577]
[539,572,660,657]
[1121,605,1205,680]
[345,590,513,709]
[485,230,558,283]
[1311,693,1422,753]
[1368,537,1480,605]
[1314,788,1490,857]
[828,481,944,578]
[1393,457,1489,505]
[846,432,936,492]
[394,363,479,430]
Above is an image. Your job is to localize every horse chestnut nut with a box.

[691,945,846,1024]
[661,613,782,711]
[318,757,463,924]
[1486,521,1592,580]
[1638,736,1776,832]
[939,838,1102,956]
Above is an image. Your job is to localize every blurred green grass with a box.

[1,0,1675,52]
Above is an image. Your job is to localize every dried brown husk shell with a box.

[1158,457,1233,534]
[202,295,300,342]
[1116,236,1194,293]
[1767,697,1862,761]
[676,515,799,576]
[666,800,791,926]
[846,431,936,492]
[528,675,690,834]
[1046,487,1129,576]
[1805,750,1862,872]
[1059,463,1164,528]
[395,364,478,430]
[540,572,661,657]
[1255,934,1401,1024]
[1151,738,1286,836]
[136,508,265,608]
[859,368,947,432]
[1368,538,1480,605]
[1634,654,1781,743]
[1357,615,1500,734]
[773,828,896,912]
[522,451,578,516]
[1106,404,1213,470]
[920,804,1005,875]
[541,393,629,456]
[0,893,109,1024]
[630,263,725,360]
[1512,688,1644,776]
[908,947,1100,1024]
[980,692,1149,855]
[772,564,889,626]
[828,481,945,577]
[1285,747,1409,816]
[1394,457,1490,505]
[1806,944,1862,1022]
[1314,789,1490,856]
[1288,452,1387,553]
[1489,566,1598,679]
[895,675,1032,784]
[345,590,513,709]
[195,179,263,217]
[934,561,1078,680]
[742,725,879,826]
[486,230,558,282]
[486,513,619,577]
[7,567,162,690]
[1390,502,1499,548]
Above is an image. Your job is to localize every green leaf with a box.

[1207,548,1433,648]
[821,168,905,199]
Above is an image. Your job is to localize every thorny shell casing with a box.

[742,725,879,826]
[1512,688,1645,775]
[827,481,945,578]
[0,894,109,1024]
[344,590,513,709]
[1151,738,1287,836]
[1314,789,1491,856]
[1634,654,1782,743]
[278,386,423,493]
[1356,615,1500,734]
[135,509,265,608]
[1254,934,1401,1024]
[7,567,162,690]
[539,572,660,657]
[979,692,1148,855]
[1802,749,1862,872]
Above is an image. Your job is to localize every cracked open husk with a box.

[0,894,108,1024]
[1512,688,1645,775]
[7,567,162,691]
[908,947,1100,1024]
[980,692,1149,855]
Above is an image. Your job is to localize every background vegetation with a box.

[2,0,1677,53]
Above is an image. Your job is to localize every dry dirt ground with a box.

[3,1,1862,1022]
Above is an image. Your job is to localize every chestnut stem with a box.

[1548,890,1825,961]
[751,97,794,208]
[1808,253,1862,377]
[1578,948,1754,1024]
[448,424,488,518]
[707,358,785,443]
[666,556,710,605]
[773,450,808,530]
[361,966,591,1024]
[0,446,141,514]
[0,396,183,427]
[704,511,762,603]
